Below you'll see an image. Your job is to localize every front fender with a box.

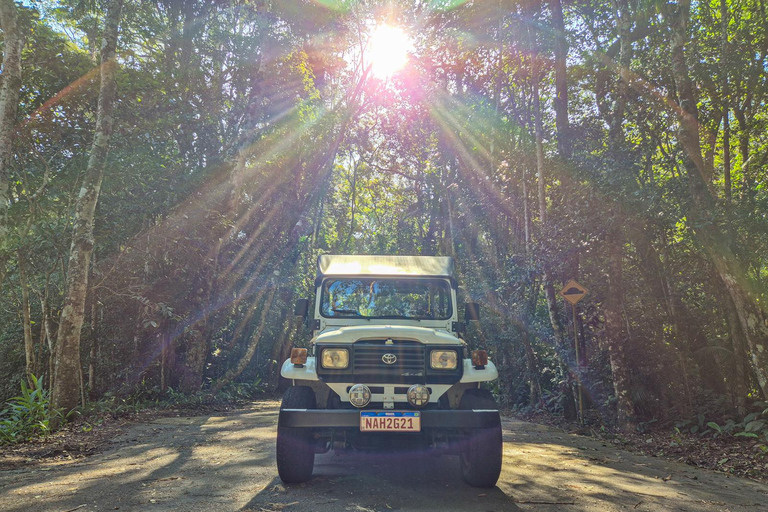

[280,357,320,381]
[458,359,498,383]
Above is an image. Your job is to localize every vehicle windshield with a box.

[320,278,453,320]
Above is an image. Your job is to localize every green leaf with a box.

[745,420,766,432]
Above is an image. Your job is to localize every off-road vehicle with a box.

[276,255,502,487]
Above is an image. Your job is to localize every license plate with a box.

[360,411,421,432]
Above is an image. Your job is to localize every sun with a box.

[367,25,412,80]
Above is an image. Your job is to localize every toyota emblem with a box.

[382,353,397,365]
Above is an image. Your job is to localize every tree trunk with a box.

[602,0,638,431]
[88,327,97,396]
[18,250,35,385]
[549,0,570,159]
[512,316,543,406]
[720,0,731,203]
[0,0,23,246]
[52,0,124,417]
[522,166,530,252]
[180,323,207,393]
[547,0,580,418]
[532,74,546,227]
[211,285,277,393]
[42,272,56,390]
[269,314,296,391]
[704,110,721,176]
[35,292,46,378]
[722,290,748,415]
[88,283,97,396]
[178,4,268,391]
[627,224,693,403]
[346,155,358,249]
[605,231,635,429]
[722,107,731,202]
[528,2,572,409]
[531,38,567,348]
[667,0,768,399]
[160,318,169,391]
[733,108,751,204]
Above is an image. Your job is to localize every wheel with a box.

[458,388,502,488]
[276,386,316,483]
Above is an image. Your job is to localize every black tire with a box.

[276,386,316,483]
[458,388,503,488]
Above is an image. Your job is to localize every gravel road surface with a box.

[1,401,766,511]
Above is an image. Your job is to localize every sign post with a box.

[559,279,588,425]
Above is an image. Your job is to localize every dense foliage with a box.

[1,0,767,445]
[0,374,58,444]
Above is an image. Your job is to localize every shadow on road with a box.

[0,405,279,512]
[2,404,766,512]
[241,449,521,512]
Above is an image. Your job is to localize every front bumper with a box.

[279,409,500,429]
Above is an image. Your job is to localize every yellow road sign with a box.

[559,279,588,305]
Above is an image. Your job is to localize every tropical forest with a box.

[1,0,768,498]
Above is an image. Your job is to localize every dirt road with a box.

[1,401,766,511]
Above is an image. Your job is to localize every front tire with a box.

[276,386,316,483]
[459,388,502,488]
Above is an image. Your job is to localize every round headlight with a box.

[430,350,458,370]
[407,384,430,408]
[321,348,349,369]
[349,384,371,408]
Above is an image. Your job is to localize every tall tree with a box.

[665,0,768,399]
[526,0,572,414]
[0,0,24,285]
[52,0,124,416]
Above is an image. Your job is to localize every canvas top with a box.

[317,255,456,283]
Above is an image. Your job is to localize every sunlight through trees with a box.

[0,0,767,444]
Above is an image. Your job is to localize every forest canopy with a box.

[1,0,767,437]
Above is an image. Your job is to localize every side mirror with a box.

[465,302,481,321]
[294,298,309,318]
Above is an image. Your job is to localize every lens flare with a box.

[367,24,412,79]
[310,0,353,11]
[426,0,470,11]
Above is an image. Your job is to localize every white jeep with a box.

[276,255,502,487]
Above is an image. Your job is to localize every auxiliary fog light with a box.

[407,384,430,408]
[349,384,371,408]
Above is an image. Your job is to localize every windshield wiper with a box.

[368,314,421,320]
[331,308,361,316]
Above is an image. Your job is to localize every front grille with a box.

[317,340,463,384]
[353,340,425,378]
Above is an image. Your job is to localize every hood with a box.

[314,325,462,345]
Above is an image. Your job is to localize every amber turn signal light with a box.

[291,348,308,366]
[471,350,488,367]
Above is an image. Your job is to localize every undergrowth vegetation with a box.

[0,375,60,445]
[82,379,265,418]
[0,376,264,445]
[704,402,768,452]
